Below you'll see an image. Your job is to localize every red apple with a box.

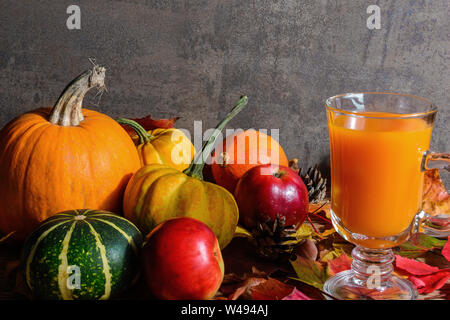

[142,217,224,300]
[234,164,309,229]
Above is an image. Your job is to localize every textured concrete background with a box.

[0,1,448,184]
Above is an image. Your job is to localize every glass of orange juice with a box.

[323,92,449,300]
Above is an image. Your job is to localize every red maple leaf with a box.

[395,255,440,275]
[394,255,450,294]
[409,271,450,294]
[442,237,450,262]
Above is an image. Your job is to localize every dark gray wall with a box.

[0,1,449,183]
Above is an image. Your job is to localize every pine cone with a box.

[250,215,302,261]
[299,165,327,203]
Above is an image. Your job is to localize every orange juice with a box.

[328,112,433,239]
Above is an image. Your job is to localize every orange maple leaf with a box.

[422,169,450,215]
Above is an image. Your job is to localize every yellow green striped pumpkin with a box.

[21,209,143,300]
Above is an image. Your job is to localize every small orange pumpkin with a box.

[210,130,289,193]
[0,66,141,240]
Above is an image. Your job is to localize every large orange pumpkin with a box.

[0,66,141,240]
[210,130,289,193]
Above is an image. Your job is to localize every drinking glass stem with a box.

[350,246,394,288]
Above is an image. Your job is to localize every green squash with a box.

[21,209,143,300]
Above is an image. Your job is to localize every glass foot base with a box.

[421,213,450,238]
[323,270,418,300]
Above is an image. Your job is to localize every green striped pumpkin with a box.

[21,209,143,300]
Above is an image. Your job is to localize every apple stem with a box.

[183,96,249,180]
[273,170,287,179]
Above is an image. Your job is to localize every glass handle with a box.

[421,151,450,172]
[417,150,450,238]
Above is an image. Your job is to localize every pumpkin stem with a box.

[183,96,249,180]
[116,118,155,144]
[48,65,106,126]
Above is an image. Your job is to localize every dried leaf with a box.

[250,278,294,300]
[221,237,287,278]
[223,277,267,300]
[289,255,328,289]
[120,115,180,137]
[221,273,245,285]
[132,115,179,130]
[4,259,20,279]
[442,237,450,262]
[320,241,354,263]
[294,223,315,240]
[422,169,450,215]
[282,287,313,300]
[220,266,270,300]
[327,253,352,276]
[320,249,342,263]
[396,233,446,258]
[222,268,267,286]
[12,267,33,300]
[317,228,336,238]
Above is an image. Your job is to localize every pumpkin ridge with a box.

[83,220,112,300]
[194,178,224,238]
[149,132,175,163]
[171,174,204,220]
[149,138,169,165]
[143,171,186,231]
[1,118,49,174]
[139,142,162,166]
[198,181,221,234]
[0,117,47,163]
[20,123,53,231]
[57,221,77,300]
[76,124,97,209]
[80,209,94,216]
[204,182,237,247]
[131,166,177,228]
[25,219,72,290]
[0,120,47,228]
[123,172,146,225]
[35,216,72,229]
[90,213,144,236]
[89,217,138,254]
